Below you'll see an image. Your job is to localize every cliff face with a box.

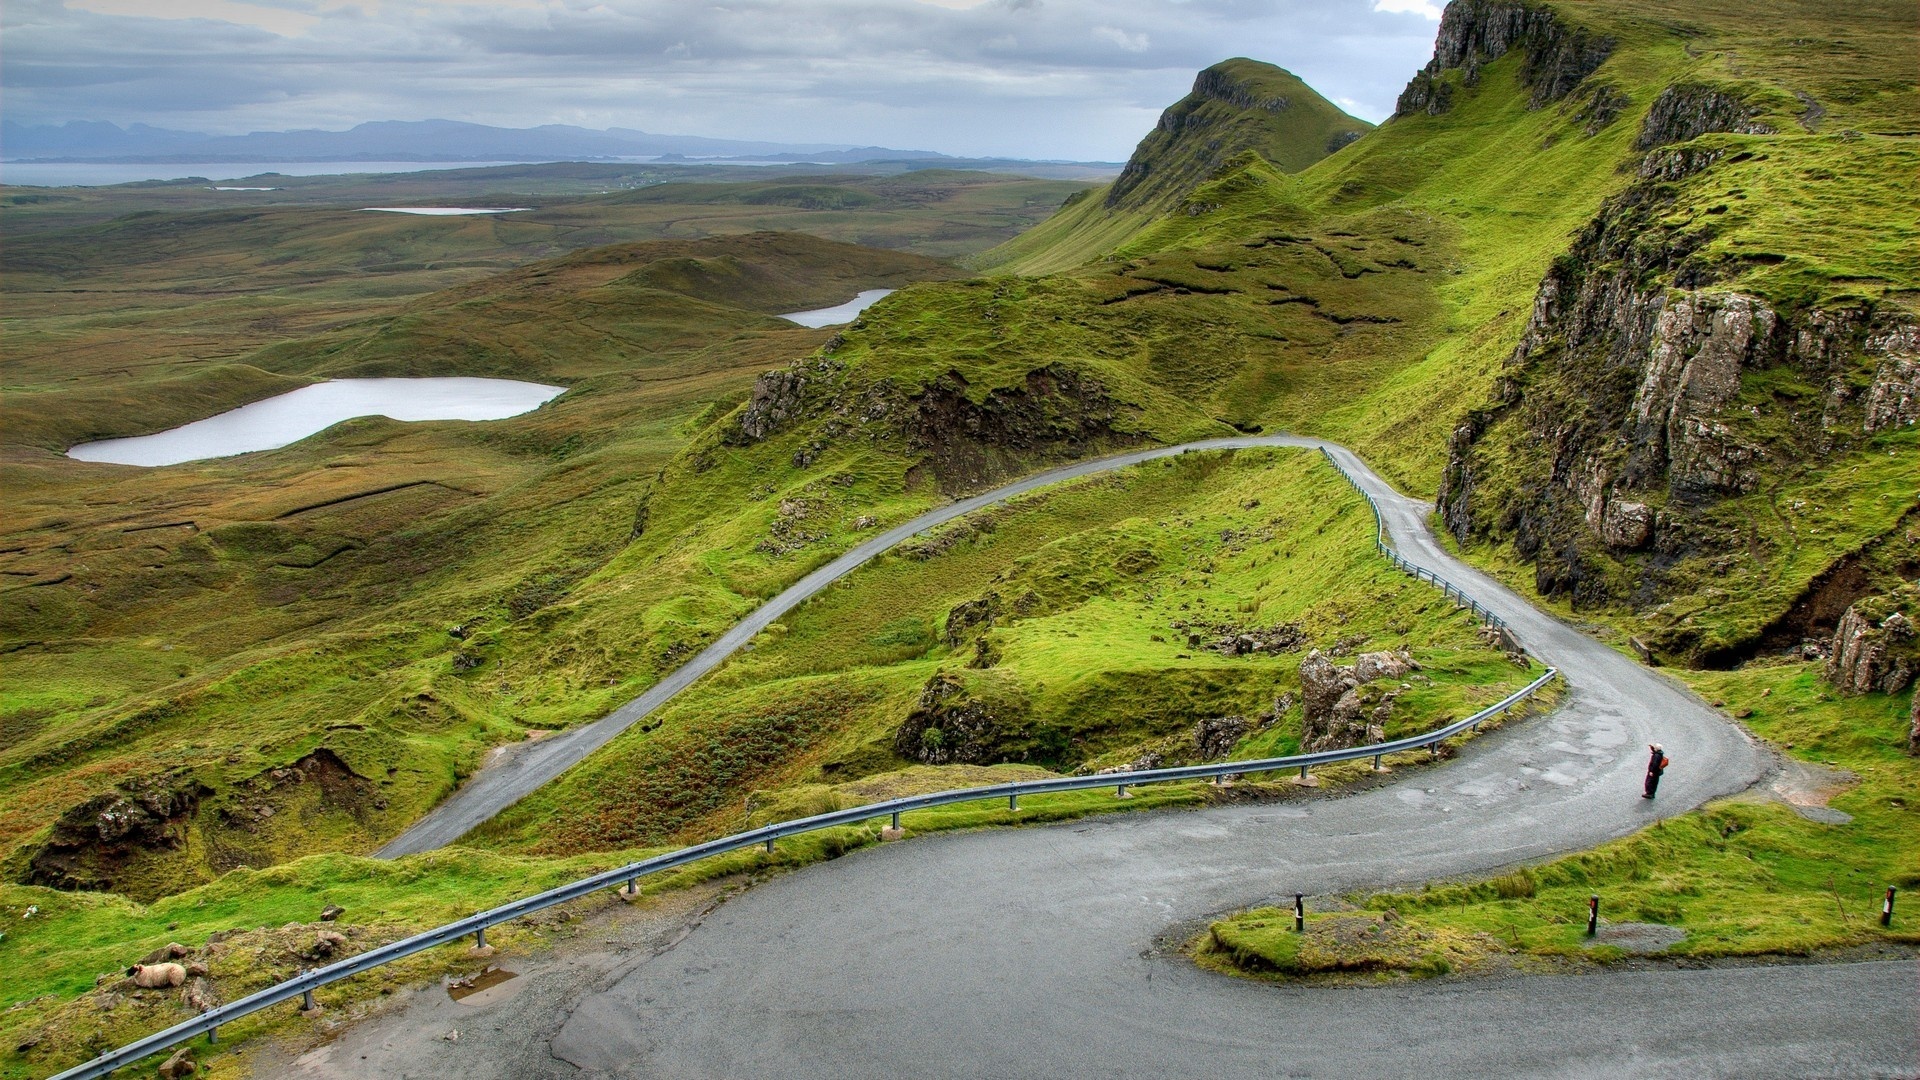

[1436,91,1920,663]
[1395,0,1613,116]
[1105,58,1370,212]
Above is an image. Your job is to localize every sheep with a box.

[126,962,186,989]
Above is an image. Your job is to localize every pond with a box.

[778,289,894,328]
[359,207,531,216]
[67,377,566,467]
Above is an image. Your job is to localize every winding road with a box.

[346,438,1916,1078]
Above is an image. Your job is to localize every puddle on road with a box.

[448,966,520,1005]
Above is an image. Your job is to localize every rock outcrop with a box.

[27,779,208,892]
[1192,714,1249,760]
[733,366,816,443]
[893,672,1027,765]
[1863,329,1920,432]
[944,593,1000,647]
[1634,84,1775,149]
[1297,649,1415,751]
[1395,0,1614,117]
[1825,585,1918,697]
[903,365,1140,495]
[1436,116,1920,636]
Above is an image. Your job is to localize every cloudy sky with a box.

[5,0,1446,160]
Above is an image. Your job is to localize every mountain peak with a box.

[1104,58,1370,212]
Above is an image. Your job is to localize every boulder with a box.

[1597,498,1654,549]
[1352,650,1414,683]
[158,1047,196,1079]
[1826,587,1919,696]
[1192,715,1249,760]
[1864,352,1919,432]
[1298,650,1356,728]
[1299,650,1398,751]
[1909,692,1919,757]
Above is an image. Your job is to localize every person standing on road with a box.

[1643,743,1669,799]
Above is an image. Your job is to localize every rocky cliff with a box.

[1436,81,1920,663]
[1394,0,1613,116]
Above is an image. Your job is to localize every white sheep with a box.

[127,962,186,989]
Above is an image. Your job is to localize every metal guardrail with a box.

[1318,448,1511,636]
[55,447,1557,1080]
[52,671,1554,1080]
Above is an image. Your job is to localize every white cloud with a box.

[1092,25,1148,52]
[1371,0,1442,20]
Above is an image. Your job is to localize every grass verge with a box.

[1201,662,1919,984]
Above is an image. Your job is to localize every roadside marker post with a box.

[1294,894,1305,933]
[1883,886,1896,927]
[1587,894,1599,937]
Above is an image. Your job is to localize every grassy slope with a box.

[0,447,1539,1079]
[0,232,956,901]
[473,448,1535,854]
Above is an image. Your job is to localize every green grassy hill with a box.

[966,0,1920,667]
[977,58,1370,274]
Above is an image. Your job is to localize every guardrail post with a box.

[1008,793,1018,811]
[1298,764,1309,780]
[1372,754,1383,771]
[891,810,902,829]
[764,836,775,854]
[474,925,487,949]
[1294,894,1304,932]
[301,987,315,1012]
[1115,783,1129,799]
[207,1027,217,1045]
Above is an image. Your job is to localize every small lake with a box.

[360,207,531,216]
[778,289,894,328]
[68,378,565,467]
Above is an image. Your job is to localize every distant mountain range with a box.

[0,119,965,164]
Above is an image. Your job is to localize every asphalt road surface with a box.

[333,439,1916,1078]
